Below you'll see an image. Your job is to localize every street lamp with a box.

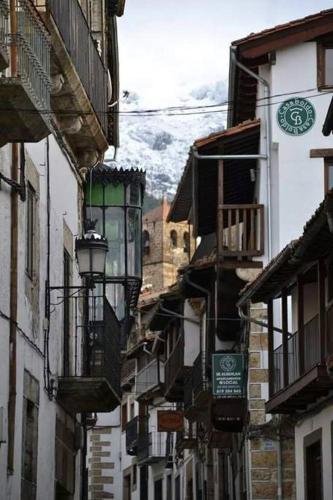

[75,221,108,283]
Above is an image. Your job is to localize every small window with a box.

[325,158,333,193]
[170,230,178,248]
[132,464,137,491]
[183,231,190,254]
[143,230,150,255]
[121,402,128,432]
[318,43,333,89]
[26,183,36,279]
[22,371,39,500]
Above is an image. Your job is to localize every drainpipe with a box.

[230,46,273,261]
[7,0,18,475]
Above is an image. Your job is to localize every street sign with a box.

[157,410,184,432]
[212,353,245,397]
[277,97,315,136]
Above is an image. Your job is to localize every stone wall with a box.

[247,303,296,500]
[88,427,116,500]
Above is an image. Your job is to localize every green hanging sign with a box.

[212,353,245,397]
[277,97,315,136]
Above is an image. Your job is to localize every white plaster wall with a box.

[184,301,200,366]
[0,136,82,500]
[257,42,333,262]
[295,404,333,500]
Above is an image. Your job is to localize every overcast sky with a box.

[118,1,333,106]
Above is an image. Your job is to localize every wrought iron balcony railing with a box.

[47,0,108,137]
[0,0,51,143]
[125,416,138,456]
[137,431,167,464]
[121,358,136,389]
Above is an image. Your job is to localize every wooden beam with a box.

[318,258,326,363]
[282,289,289,388]
[310,148,333,158]
[297,275,304,375]
[267,299,274,398]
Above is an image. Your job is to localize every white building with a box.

[0,1,123,499]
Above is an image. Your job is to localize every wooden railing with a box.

[273,314,319,393]
[121,358,136,386]
[219,204,264,257]
[47,0,108,137]
[136,358,164,398]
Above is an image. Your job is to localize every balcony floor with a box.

[266,365,333,414]
[57,376,121,413]
[0,78,50,145]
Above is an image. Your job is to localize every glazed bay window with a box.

[26,183,36,279]
[318,43,333,89]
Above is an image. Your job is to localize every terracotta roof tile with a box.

[232,8,333,47]
[194,119,260,148]
[143,196,170,223]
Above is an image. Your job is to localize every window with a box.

[121,402,128,432]
[154,478,163,500]
[63,250,71,376]
[26,183,36,278]
[325,159,333,193]
[170,230,178,248]
[183,231,190,254]
[22,371,39,500]
[132,464,137,491]
[143,230,150,255]
[318,43,333,89]
[304,429,323,500]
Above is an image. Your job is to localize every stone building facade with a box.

[142,197,195,292]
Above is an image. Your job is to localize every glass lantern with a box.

[84,165,145,322]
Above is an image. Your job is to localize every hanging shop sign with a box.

[212,353,245,397]
[157,410,184,432]
[277,97,315,136]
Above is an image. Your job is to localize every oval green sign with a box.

[277,97,315,135]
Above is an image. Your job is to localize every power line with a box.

[0,87,330,119]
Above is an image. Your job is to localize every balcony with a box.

[175,423,197,454]
[184,353,210,423]
[0,0,8,70]
[137,431,167,465]
[136,358,164,400]
[121,358,136,391]
[35,0,112,165]
[57,299,121,413]
[219,204,264,265]
[267,313,332,414]
[0,0,51,145]
[125,416,138,456]
[165,337,191,402]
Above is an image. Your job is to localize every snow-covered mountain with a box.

[106,81,228,199]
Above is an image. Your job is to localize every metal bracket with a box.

[0,172,26,201]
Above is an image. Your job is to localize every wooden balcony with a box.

[0,0,51,145]
[125,416,138,456]
[137,431,167,465]
[184,353,210,423]
[164,337,191,402]
[136,358,164,400]
[57,300,121,413]
[121,358,136,391]
[266,313,332,414]
[218,204,264,265]
[35,0,111,166]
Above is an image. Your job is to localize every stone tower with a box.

[142,197,194,293]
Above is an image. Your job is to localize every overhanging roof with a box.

[232,9,333,59]
[238,191,333,305]
[167,119,260,232]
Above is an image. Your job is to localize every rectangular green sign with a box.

[212,353,245,397]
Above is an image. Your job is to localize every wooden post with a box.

[282,288,289,388]
[318,259,326,363]
[297,275,304,375]
[267,299,274,398]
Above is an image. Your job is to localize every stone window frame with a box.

[170,229,178,248]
